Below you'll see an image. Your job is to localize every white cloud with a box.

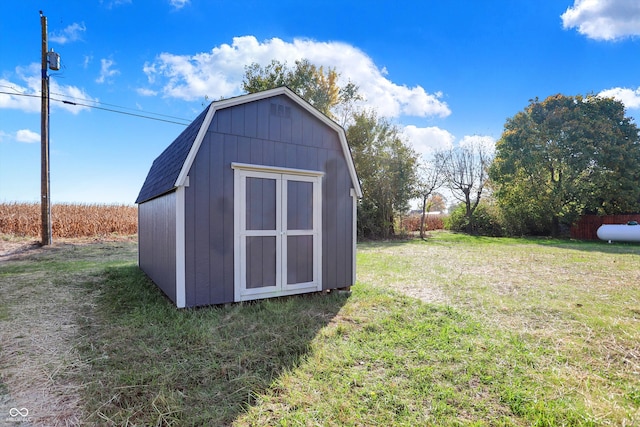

[0,78,37,112]
[402,126,495,161]
[170,0,190,9]
[142,36,451,119]
[16,129,40,144]
[96,58,120,84]
[101,0,132,9]
[598,86,640,109]
[459,135,496,156]
[136,87,158,96]
[0,64,97,114]
[50,22,87,44]
[403,125,455,160]
[562,0,640,41]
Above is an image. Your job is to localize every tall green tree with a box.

[243,59,360,122]
[490,94,640,236]
[347,110,419,239]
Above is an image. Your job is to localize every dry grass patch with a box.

[357,232,640,425]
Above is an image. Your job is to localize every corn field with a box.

[399,213,445,233]
[0,202,137,238]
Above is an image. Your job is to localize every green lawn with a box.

[1,232,638,426]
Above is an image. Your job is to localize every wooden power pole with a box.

[40,11,52,245]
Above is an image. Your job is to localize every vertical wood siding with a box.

[246,236,277,288]
[287,180,313,230]
[287,235,313,284]
[183,94,355,306]
[138,192,177,302]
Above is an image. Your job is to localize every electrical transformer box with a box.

[47,50,60,71]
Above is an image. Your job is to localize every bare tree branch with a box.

[417,156,446,238]
[439,142,492,233]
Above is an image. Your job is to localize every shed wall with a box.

[138,192,177,302]
[183,95,355,306]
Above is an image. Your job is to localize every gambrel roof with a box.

[135,86,362,204]
[135,107,209,204]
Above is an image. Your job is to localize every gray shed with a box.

[135,87,362,308]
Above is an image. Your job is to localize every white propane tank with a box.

[596,222,640,243]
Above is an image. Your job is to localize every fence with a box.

[570,214,640,240]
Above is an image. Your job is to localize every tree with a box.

[243,59,360,122]
[243,59,418,239]
[333,81,364,128]
[416,159,446,238]
[490,94,640,236]
[347,110,419,239]
[437,142,492,234]
[427,193,446,212]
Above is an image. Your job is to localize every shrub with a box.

[445,202,504,236]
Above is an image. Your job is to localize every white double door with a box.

[233,165,322,301]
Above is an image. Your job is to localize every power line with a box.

[1,83,191,122]
[49,90,191,122]
[0,90,191,126]
[56,98,191,125]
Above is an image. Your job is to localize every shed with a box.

[135,87,362,308]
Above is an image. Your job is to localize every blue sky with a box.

[2,0,640,204]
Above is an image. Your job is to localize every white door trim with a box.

[233,165,323,302]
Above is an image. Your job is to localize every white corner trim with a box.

[340,134,362,198]
[351,188,358,285]
[175,186,186,308]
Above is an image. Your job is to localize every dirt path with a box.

[0,240,41,259]
[1,241,90,426]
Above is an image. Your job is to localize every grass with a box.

[77,265,348,425]
[352,233,640,425]
[0,232,638,425]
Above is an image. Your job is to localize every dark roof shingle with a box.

[135,105,210,204]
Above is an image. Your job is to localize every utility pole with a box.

[40,11,58,246]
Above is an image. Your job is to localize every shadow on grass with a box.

[357,238,420,249]
[410,230,640,255]
[529,237,640,255]
[77,264,349,426]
